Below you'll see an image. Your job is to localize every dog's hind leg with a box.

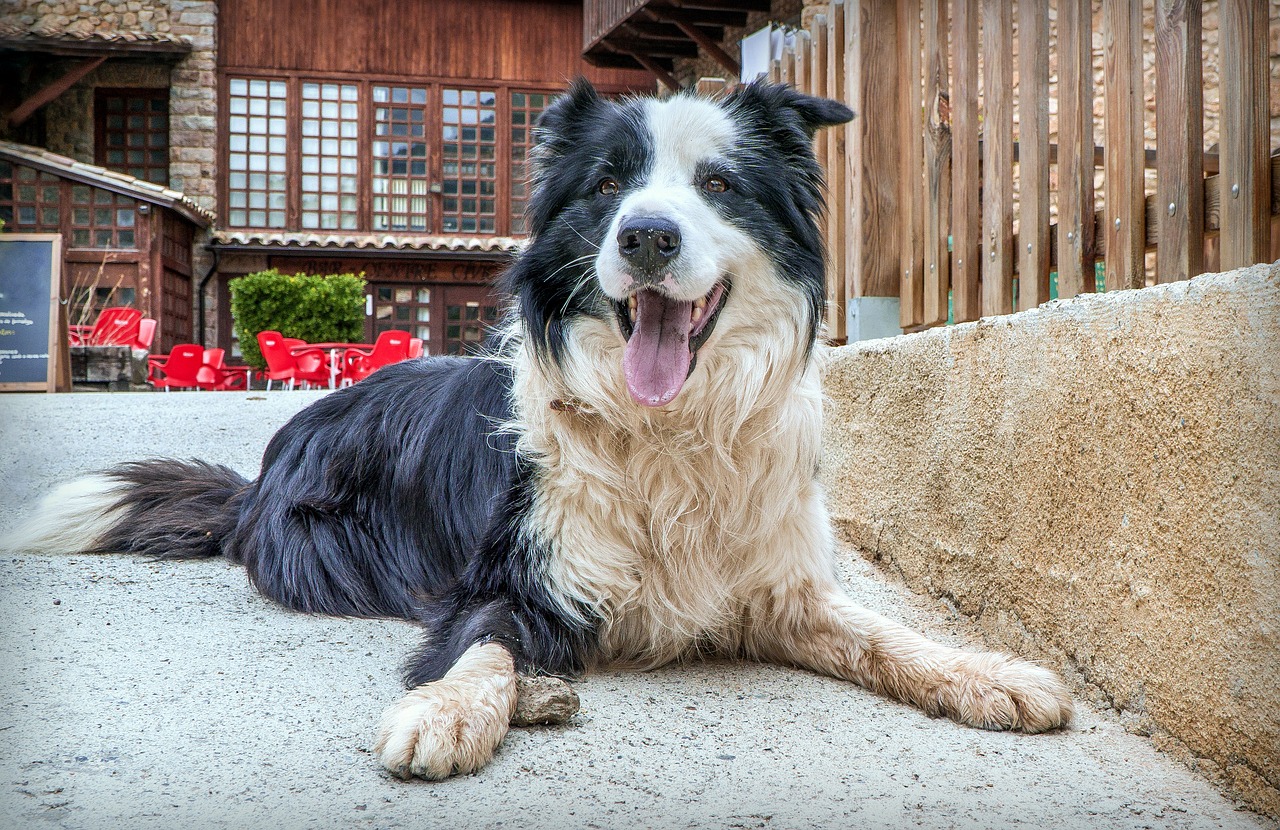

[374,640,518,780]
[746,583,1073,733]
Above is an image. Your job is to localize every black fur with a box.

[78,80,852,692]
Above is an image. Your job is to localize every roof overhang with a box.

[0,26,192,59]
[209,231,524,263]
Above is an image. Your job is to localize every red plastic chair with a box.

[408,338,424,358]
[196,347,250,391]
[88,307,143,347]
[147,344,204,391]
[257,330,300,391]
[134,318,157,351]
[68,324,93,346]
[289,343,337,389]
[341,330,412,385]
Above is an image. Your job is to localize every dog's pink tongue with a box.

[623,290,693,407]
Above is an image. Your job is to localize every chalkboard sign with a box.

[0,234,64,392]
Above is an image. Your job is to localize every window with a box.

[227,78,288,228]
[509,91,552,234]
[301,82,360,230]
[372,285,432,346]
[440,88,497,233]
[0,162,138,250]
[222,75,567,236]
[1,162,61,232]
[372,86,431,232]
[96,89,169,185]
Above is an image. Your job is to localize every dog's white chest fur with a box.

[509,321,834,667]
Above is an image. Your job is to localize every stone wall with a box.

[819,261,1280,818]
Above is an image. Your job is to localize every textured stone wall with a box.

[820,262,1280,819]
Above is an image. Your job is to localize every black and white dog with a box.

[17,80,1071,779]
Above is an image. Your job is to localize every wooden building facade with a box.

[209,0,653,356]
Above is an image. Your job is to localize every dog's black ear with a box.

[534,78,605,158]
[728,81,854,138]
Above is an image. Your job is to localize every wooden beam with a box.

[621,48,683,91]
[652,9,741,77]
[6,56,107,127]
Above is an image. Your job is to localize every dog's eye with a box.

[703,175,729,194]
[597,178,620,196]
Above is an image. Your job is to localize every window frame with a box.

[218,69,620,237]
[94,87,171,187]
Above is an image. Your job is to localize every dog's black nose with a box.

[617,217,681,274]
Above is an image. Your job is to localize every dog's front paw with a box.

[373,643,518,780]
[934,652,1073,733]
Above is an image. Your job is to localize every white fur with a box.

[594,96,751,302]
[374,642,517,779]
[4,474,127,555]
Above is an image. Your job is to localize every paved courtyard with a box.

[0,390,1269,830]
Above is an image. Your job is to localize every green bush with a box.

[229,268,366,368]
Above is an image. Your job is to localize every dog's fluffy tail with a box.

[8,459,250,559]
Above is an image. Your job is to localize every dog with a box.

[15,80,1072,780]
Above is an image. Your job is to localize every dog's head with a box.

[505,80,852,408]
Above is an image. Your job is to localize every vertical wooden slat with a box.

[980,0,1012,316]
[1057,0,1096,298]
[781,38,796,86]
[812,14,838,335]
[827,0,848,341]
[794,30,810,94]
[951,0,980,321]
[1103,0,1146,291]
[846,0,901,301]
[1017,0,1050,309]
[1155,0,1204,283]
[921,0,951,325]
[1219,0,1270,269]
[897,0,923,328]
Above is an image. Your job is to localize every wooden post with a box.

[951,0,980,321]
[812,15,836,335]
[845,0,901,301]
[1057,0,1096,298]
[794,30,810,94]
[1155,0,1204,283]
[897,0,923,328]
[980,0,1013,316]
[1017,0,1050,309]
[1103,0,1146,291]
[827,0,848,341]
[781,39,796,86]
[922,0,951,326]
[1219,0,1270,269]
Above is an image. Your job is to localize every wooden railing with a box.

[584,0,650,51]
[770,0,1276,338]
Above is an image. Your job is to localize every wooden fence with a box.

[767,0,1276,339]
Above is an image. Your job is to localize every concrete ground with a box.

[0,390,1270,830]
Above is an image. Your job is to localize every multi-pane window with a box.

[440,88,497,233]
[227,78,288,228]
[96,89,169,185]
[0,162,138,250]
[301,82,360,230]
[509,91,551,234]
[222,76,590,235]
[372,86,431,232]
[372,285,432,347]
[70,185,137,248]
[2,163,62,232]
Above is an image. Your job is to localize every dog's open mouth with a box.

[614,281,729,407]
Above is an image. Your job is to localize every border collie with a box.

[15,80,1071,779]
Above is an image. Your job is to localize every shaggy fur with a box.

[13,80,1072,780]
